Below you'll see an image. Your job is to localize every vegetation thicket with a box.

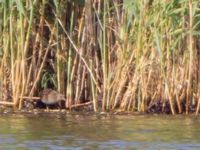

[0,0,200,114]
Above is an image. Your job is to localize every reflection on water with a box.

[0,113,200,150]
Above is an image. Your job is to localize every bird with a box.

[40,89,66,110]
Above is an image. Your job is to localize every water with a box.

[0,113,200,150]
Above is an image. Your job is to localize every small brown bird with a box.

[40,89,66,109]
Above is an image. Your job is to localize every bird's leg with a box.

[65,100,71,109]
[46,105,49,112]
[58,101,62,111]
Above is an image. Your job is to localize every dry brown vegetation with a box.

[0,0,200,114]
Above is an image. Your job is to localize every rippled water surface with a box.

[0,113,200,150]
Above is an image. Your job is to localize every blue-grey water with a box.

[0,113,200,150]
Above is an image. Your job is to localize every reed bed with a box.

[0,0,200,114]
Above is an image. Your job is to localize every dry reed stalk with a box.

[195,80,200,114]
[196,93,200,115]
[186,0,194,114]
[165,81,175,115]
[69,101,93,109]
[112,71,128,109]
[0,101,15,106]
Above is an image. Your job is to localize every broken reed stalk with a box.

[0,96,93,110]
[56,18,101,93]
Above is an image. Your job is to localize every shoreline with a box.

[0,108,199,117]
